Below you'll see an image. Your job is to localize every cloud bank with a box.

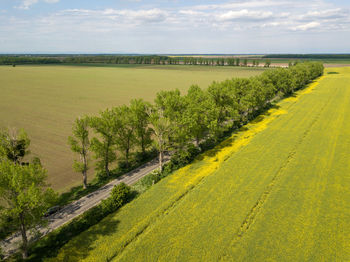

[2,0,350,53]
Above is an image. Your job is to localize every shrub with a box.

[101,183,131,212]
[117,160,129,170]
[170,144,200,168]
[199,137,217,152]
[132,170,162,194]
[142,170,162,185]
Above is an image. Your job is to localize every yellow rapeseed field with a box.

[51,67,350,261]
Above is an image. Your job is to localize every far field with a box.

[0,64,265,191]
[51,67,350,261]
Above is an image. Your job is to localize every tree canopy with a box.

[0,160,56,258]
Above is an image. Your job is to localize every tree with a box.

[0,160,56,259]
[90,109,119,177]
[264,59,271,67]
[183,85,216,146]
[235,58,240,66]
[207,81,237,125]
[154,90,186,149]
[129,99,152,155]
[0,128,30,164]
[220,58,225,66]
[227,58,235,66]
[115,106,136,168]
[68,117,90,189]
[263,68,296,95]
[147,106,172,172]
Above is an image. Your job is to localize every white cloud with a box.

[216,9,273,21]
[16,0,38,10]
[62,8,168,25]
[300,8,349,20]
[194,0,291,11]
[179,10,204,16]
[16,0,59,10]
[292,21,321,31]
[103,8,168,23]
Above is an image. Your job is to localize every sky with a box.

[0,0,350,54]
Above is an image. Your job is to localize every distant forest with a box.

[0,55,171,65]
[0,55,262,67]
[264,54,350,59]
[0,54,349,66]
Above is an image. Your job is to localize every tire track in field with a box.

[107,176,208,262]
[108,109,287,260]
[110,109,293,261]
[220,77,335,259]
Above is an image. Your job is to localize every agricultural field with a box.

[0,65,265,191]
[51,67,350,261]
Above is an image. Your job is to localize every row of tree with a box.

[182,57,271,67]
[1,55,275,67]
[64,55,170,65]
[0,56,61,65]
[264,54,350,59]
[68,100,154,189]
[69,62,324,188]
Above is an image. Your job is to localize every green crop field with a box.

[50,67,350,261]
[0,65,265,191]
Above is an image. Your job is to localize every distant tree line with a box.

[69,62,324,187]
[0,56,61,65]
[264,54,350,59]
[64,55,171,65]
[179,57,269,67]
[0,55,274,67]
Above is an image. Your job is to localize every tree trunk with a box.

[141,135,145,155]
[195,136,200,147]
[19,213,28,259]
[82,153,87,189]
[105,141,110,176]
[105,161,110,177]
[125,148,129,169]
[159,151,163,172]
[82,170,87,189]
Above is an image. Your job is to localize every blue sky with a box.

[0,0,350,53]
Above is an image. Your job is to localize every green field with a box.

[51,67,350,261]
[0,65,265,191]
